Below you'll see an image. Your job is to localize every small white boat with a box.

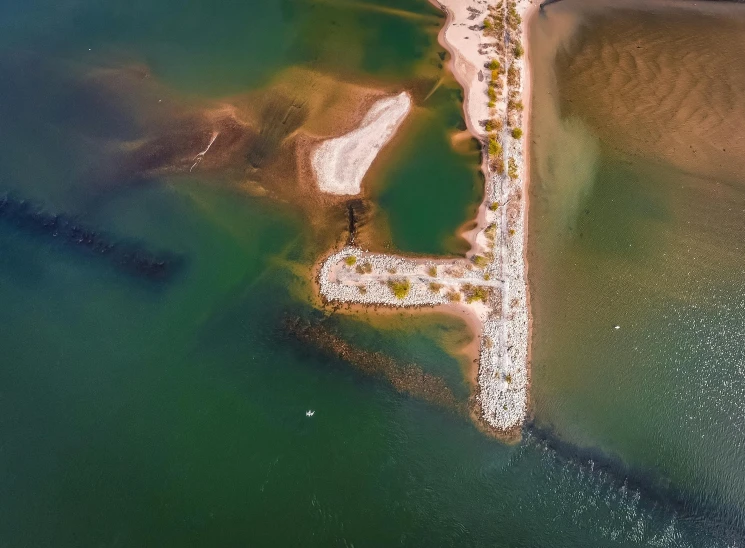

[306,410,315,417]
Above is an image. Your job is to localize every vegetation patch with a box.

[356,262,373,274]
[508,99,523,112]
[344,255,357,266]
[511,127,523,139]
[472,255,488,268]
[429,282,443,293]
[488,136,502,156]
[508,157,519,180]
[462,283,490,303]
[485,119,502,133]
[507,65,520,87]
[387,279,410,300]
[445,290,462,302]
[427,266,437,277]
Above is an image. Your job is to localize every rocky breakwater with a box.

[316,0,534,436]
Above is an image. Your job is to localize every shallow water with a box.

[0,0,743,546]
[529,0,745,537]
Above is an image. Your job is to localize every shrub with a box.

[427,266,437,277]
[508,157,519,179]
[485,223,497,238]
[483,18,493,30]
[462,284,490,303]
[489,202,499,212]
[488,59,500,71]
[356,262,373,274]
[387,279,410,299]
[445,291,461,302]
[508,99,524,112]
[488,136,502,156]
[485,119,502,133]
[487,87,497,101]
[484,274,491,281]
[511,127,523,139]
[472,255,488,268]
[507,65,519,87]
[387,267,397,274]
[488,100,496,109]
[358,285,367,295]
[509,229,516,236]
[514,42,524,58]
[344,255,357,266]
[429,282,443,293]
[491,69,500,82]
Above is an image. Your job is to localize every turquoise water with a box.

[0,0,742,545]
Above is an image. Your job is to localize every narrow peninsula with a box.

[314,0,535,436]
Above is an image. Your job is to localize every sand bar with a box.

[312,91,412,196]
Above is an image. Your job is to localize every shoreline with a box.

[313,0,536,438]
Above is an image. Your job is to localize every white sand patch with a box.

[312,91,412,196]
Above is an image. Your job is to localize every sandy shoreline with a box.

[314,0,536,437]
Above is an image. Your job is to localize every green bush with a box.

[511,127,523,139]
[488,203,499,212]
[488,59,500,71]
[473,255,488,268]
[344,255,357,266]
[427,266,437,277]
[487,87,497,101]
[462,283,490,303]
[429,282,443,293]
[514,42,524,58]
[387,279,410,299]
[488,136,502,156]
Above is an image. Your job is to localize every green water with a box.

[374,87,482,255]
[0,0,742,546]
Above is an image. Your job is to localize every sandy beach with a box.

[315,0,537,436]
